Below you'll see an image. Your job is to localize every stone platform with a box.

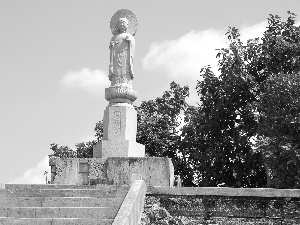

[49,157,174,187]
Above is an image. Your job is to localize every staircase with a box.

[0,184,130,225]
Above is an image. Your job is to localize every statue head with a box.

[117,18,128,33]
[110,9,138,36]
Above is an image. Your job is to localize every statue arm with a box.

[109,40,114,80]
[125,35,135,79]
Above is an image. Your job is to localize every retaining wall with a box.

[143,186,300,224]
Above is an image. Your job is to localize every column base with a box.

[93,140,145,158]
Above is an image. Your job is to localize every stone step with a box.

[5,184,129,192]
[0,197,123,208]
[2,187,128,198]
[0,184,130,224]
[5,184,102,190]
[0,217,113,225]
[0,207,117,219]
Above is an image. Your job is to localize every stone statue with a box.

[105,9,138,104]
[109,17,135,86]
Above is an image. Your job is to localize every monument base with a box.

[93,140,145,158]
[49,157,174,187]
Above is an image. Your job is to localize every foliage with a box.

[49,121,103,158]
[49,143,76,158]
[256,72,300,188]
[136,81,190,183]
[179,12,300,188]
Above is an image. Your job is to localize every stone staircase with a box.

[0,184,130,225]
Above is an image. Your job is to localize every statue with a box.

[109,18,135,86]
[105,9,138,104]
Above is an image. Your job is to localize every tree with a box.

[254,12,300,188]
[136,81,191,184]
[256,72,300,188]
[179,12,300,188]
[49,121,102,158]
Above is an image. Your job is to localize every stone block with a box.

[49,157,106,185]
[49,158,79,185]
[79,163,89,173]
[103,103,137,141]
[49,157,174,187]
[93,140,145,158]
[93,103,145,158]
[106,157,174,187]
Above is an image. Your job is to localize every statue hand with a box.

[129,65,134,79]
[109,66,113,81]
[125,35,131,42]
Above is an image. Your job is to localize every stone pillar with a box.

[93,102,145,158]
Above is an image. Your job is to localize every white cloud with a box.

[239,20,268,42]
[8,156,51,184]
[142,29,226,81]
[60,68,110,95]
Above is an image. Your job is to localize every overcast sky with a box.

[1,0,299,184]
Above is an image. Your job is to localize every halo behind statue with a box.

[110,9,138,36]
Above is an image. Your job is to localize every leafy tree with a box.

[254,12,300,188]
[49,121,102,158]
[179,12,300,188]
[136,81,191,184]
[256,72,300,188]
[49,143,76,158]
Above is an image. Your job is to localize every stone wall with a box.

[141,187,300,225]
[49,157,174,187]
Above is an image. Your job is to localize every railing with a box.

[113,180,146,225]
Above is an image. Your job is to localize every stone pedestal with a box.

[93,103,145,158]
[49,157,174,187]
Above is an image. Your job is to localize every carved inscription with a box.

[113,111,121,135]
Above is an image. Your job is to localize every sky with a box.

[1,0,299,184]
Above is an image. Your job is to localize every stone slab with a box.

[0,197,123,208]
[0,218,114,225]
[106,157,174,187]
[93,140,145,158]
[5,184,102,190]
[49,158,107,185]
[4,187,129,198]
[0,183,4,189]
[50,157,174,187]
[147,186,300,198]
[0,207,116,219]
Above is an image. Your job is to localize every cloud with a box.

[142,29,226,81]
[8,156,51,184]
[60,68,110,95]
[239,21,268,42]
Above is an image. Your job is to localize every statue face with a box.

[117,18,128,33]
